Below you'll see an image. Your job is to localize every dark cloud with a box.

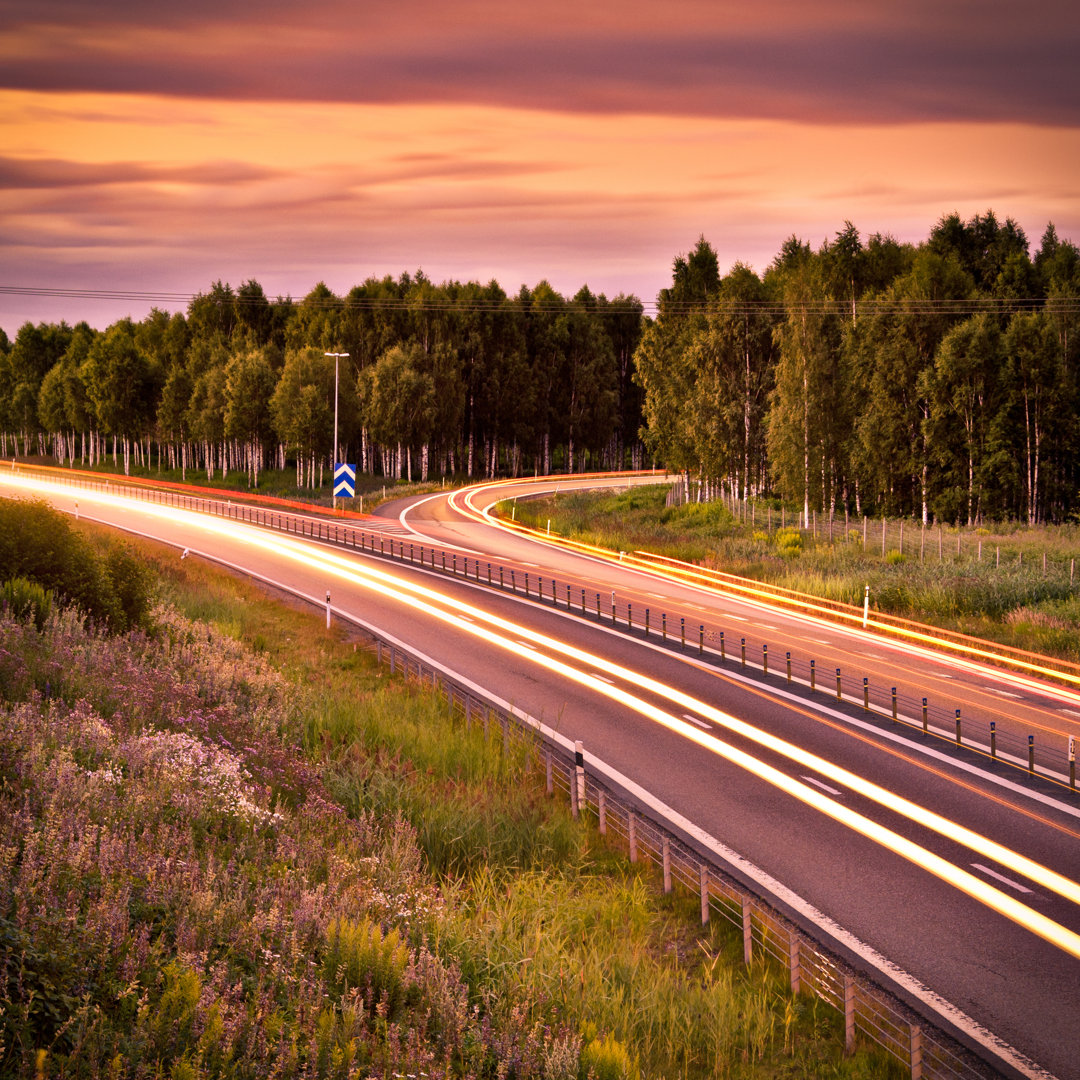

[2,1,1077,124]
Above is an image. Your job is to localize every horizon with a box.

[2,0,1079,336]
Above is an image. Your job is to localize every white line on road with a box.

[727,614,748,621]
[971,864,1033,894]
[984,687,1022,699]
[682,713,711,729]
[590,672,615,684]
[1059,708,1080,720]
[801,776,843,796]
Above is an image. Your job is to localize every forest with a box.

[1,210,1078,523]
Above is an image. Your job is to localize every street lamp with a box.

[325,352,349,509]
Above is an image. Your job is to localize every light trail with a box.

[456,478,1080,707]
[8,471,1080,960]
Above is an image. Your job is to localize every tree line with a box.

[0,276,645,487]
[636,213,1080,525]
[2,210,1078,522]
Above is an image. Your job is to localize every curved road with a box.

[5,468,1079,1080]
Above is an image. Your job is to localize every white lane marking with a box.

[648,592,667,599]
[864,654,884,660]
[515,641,536,650]
[590,672,615,685]
[760,624,779,630]
[458,615,474,623]
[972,864,1033,895]
[801,775,843,796]
[984,687,1022,699]
[1059,708,1080,720]
[727,614,748,621]
[812,639,831,645]
[936,672,954,679]
[682,713,711,730]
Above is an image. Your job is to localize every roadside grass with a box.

[0,514,902,1078]
[507,487,1080,661]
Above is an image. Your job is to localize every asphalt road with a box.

[5,468,1079,1080]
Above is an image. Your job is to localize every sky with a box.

[2,0,1079,335]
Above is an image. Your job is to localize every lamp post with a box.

[325,352,349,509]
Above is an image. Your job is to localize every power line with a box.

[1,284,1077,317]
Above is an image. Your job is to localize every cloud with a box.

[2,0,1078,124]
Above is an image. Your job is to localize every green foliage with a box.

[1,576,52,630]
[579,1027,639,1080]
[0,497,155,633]
[774,527,803,558]
[322,917,413,1018]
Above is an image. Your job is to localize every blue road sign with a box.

[334,462,356,498]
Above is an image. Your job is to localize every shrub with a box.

[775,528,803,558]
[579,1027,639,1080]
[1,576,53,630]
[885,549,905,564]
[0,497,154,633]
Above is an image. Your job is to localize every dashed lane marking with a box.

[971,864,1033,895]
[801,776,843,796]
[682,713,712,730]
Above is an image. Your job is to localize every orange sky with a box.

[2,1,1079,332]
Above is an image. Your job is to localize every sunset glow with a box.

[2,1,1079,331]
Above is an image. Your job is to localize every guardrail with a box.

[6,462,1047,1077]
[9,461,1077,790]
[364,623,1000,1079]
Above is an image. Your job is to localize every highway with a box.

[4,468,1079,1080]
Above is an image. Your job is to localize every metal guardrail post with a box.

[742,897,753,964]
[910,1025,923,1080]
[844,975,856,1053]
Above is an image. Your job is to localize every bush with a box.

[775,528,803,558]
[1,576,53,630]
[0,497,154,633]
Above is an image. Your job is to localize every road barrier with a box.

[4,464,1068,1077]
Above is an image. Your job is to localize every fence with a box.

[3,463,1062,1077]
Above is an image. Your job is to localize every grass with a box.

[507,485,1080,662]
[0,515,903,1079]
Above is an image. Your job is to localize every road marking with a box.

[972,864,1033,894]
[648,592,667,599]
[727,614,748,621]
[937,673,954,679]
[864,654,884,660]
[760,624,779,630]
[515,641,536,650]
[591,672,614,684]
[812,639,831,645]
[1059,708,1080,720]
[682,713,711,729]
[801,775,842,796]
[984,687,1022,699]
[458,615,474,623]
